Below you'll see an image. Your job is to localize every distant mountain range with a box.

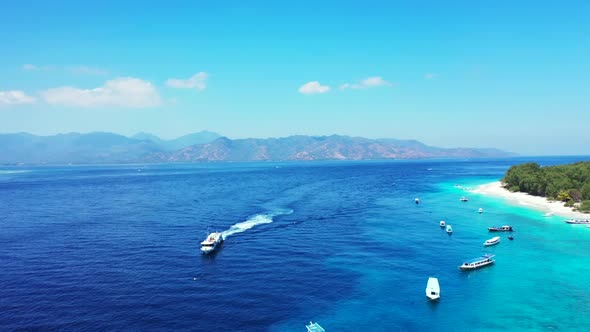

[0,132,516,164]
[131,131,222,150]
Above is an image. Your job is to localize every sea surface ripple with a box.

[1,157,589,331]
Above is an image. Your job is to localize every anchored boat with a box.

[200,232,224,254]
[446,225,453,234]
[439,220,446,227]
[459,254,495,270]
[488,225,513,232]
[425,277,440,300]
[483,236,500,246]
[460,197,469,202]
[564,219,590,224]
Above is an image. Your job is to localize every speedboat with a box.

[478,208,483,214]
[483,236,501,246]
[459,254,495,270]
[306,321,325,332]
[460,197,468,202]
[415,198,420,204]
[440,220,446,227]
[200,232,224,254]
[564,219,590,224]
[446,225,453,234]
[425,277,440,300]
[488,225,513,232]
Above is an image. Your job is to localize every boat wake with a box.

[0,170,30,175]
[221,209,293,239]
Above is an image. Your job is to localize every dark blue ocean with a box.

[2,157,590,331]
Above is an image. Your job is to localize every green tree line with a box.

[502,161,590,213]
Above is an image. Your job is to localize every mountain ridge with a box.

[144,134,517,163]
[0,132,517,164]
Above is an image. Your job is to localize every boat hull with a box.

[483,236,501,246]
[488,226,513,232]
[565,219,590,224]
[201,243,221,254]
[425,277,440,300]
[459,260,494,270]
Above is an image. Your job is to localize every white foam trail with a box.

[0,170,30,174]
[222,209,293,239]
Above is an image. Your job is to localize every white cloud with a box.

[0,90,36,105]
[69,66,108,76]
[166,72,208,90]
[340,76,394,90]
[41,77,161,108]
[424,73,438,80]
[22,64,56,71]
[298,81,331,94]
[361,76,391,87]
[23,64,107,75]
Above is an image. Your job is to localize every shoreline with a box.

[470,181,590,220]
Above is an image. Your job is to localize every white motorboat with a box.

[200,232,224,254]
[446,225,453,234]
[459,254,495,270]
[425,277,440,300]
[564,219,590,224]
[306,321,325,332]
[460,197,468,202]
[478,208,483,214]
[483,236,501,246]
[415,198,420,204]
[439,220,446,227]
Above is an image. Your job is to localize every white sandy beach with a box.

[471,181,590,220]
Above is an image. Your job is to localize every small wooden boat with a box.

[564,219,590,224]
[459,254,495,270]
[488,225,513,232]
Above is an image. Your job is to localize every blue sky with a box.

[1,1,589,155]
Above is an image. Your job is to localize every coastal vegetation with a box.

[502,161,590,212]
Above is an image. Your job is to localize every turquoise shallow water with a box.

[272,159,590,331]
[1,157,590,331]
